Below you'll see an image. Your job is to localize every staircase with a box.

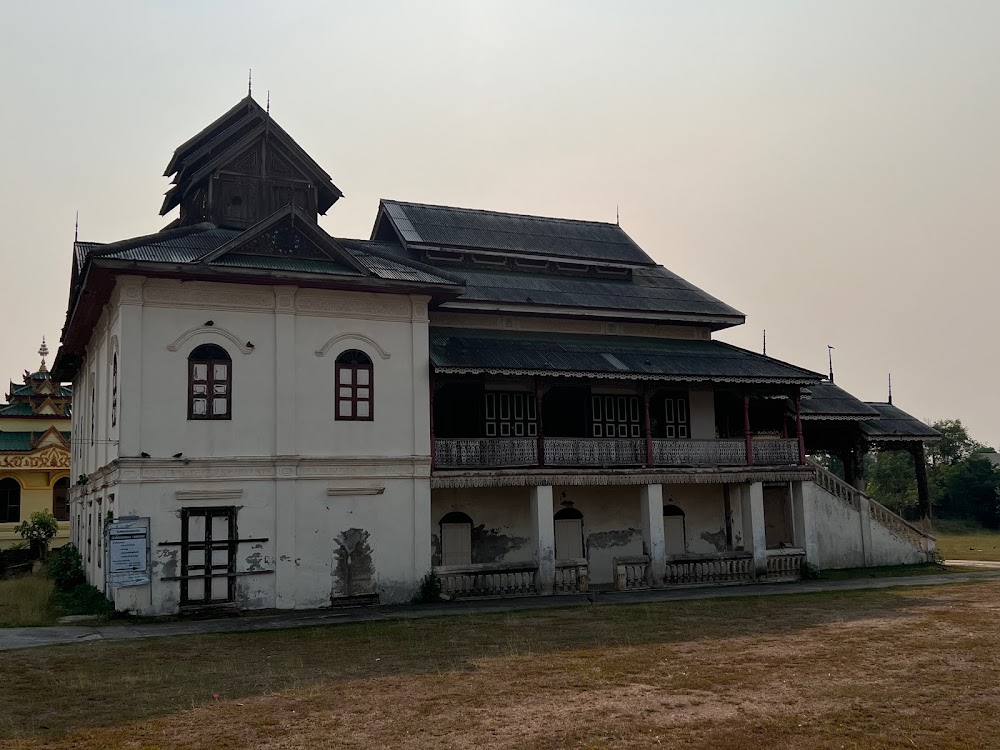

[809,460,936,563]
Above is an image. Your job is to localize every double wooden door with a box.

[180,507,237,606]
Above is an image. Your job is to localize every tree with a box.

[14,510,60,560]
[930,456,1000,528]
[928,419,994,466]
[866,450,918,516]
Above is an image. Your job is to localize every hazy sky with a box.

[1,2,997,446]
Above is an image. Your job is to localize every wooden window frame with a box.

[188,346,233,421]
[335,350,374,422]
[111,352,118,428]
[52,477,70,522]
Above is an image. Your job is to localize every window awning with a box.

[429,328,824,385]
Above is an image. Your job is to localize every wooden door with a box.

[665,516,686,556]
[555,518,583,560]
[180,507,237,606]
[441,522,472,566]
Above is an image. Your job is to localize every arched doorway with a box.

[663,504,686,556]
[439,511,473,566]
[554,507,584,560]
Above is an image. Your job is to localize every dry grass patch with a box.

[0,575,55,627]
[4,583,1000,749]
[936,519,1000,562]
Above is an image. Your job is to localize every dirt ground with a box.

[4,581,1000,749]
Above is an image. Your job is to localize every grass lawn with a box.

[4,581,1000,749]
[0,575,56,627]
[816,562,962,580]
[934,519,1000,562]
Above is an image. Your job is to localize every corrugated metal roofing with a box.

[381,200,657,266]
[212,253,364,276]
[799,382,881,420]
[429,328,824,383]
[0,431,72,452]
[859,403,941,441]
[338,239,457,285]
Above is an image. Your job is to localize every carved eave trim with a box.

[167,326,254,355]
[315,333,391,360]
[0,444,71,470]
[433,367,818,386]
[174,489,245,502]
[430,466,815,490]
[326,487,386,496]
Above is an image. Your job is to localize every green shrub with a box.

[45,544,85,591]
[800,561,822,580]
[413,571,443,603]
[52,583,115,618]
[14,510,60,560]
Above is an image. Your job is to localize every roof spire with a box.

[616,204,620,226]
[763,329,767,356]
[74,211,78,243]
[266,90,270,116]
[888,373,893,405]
[827,345,835,383]
[38,336,49,373]
[248,68,252,98]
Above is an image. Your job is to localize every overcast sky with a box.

[1,1,996,446]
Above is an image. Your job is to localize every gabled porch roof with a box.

[858,402,941,443]
[429,328,824,384]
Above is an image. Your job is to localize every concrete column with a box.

[857,493,874,567]
[791,480,819,567]
[741,482,767,578]
[274,287,297,456]
[411,296,431,458]
[530,485,555,594]
[116,276,145,458]
[640,484,666,586]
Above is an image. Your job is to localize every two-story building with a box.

[53,95,937,615]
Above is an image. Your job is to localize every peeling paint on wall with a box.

[332,528,376,598]
[471,525,528,564]
[431,533,442,567]
[587,528,639,550]
[700,527,728,552]
[245,552,265,572]
[156,548,179,579]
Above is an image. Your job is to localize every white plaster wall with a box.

[662,484,729,555]
[554,485,642,585]
[812,485,867,569]
[867,521,929,566]
[688,390,716,439]
[431,487,534,565]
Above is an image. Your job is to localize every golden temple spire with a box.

[38,336,49,372]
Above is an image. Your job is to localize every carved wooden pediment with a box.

[0,444,70,469]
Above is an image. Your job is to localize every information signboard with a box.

[107,521,150,588]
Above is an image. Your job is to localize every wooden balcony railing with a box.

[434,437,802,470]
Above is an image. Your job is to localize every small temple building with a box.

[0,339,72,549]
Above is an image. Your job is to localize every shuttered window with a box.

[188,344,232,420]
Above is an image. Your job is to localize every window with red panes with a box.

[335,350,373,421]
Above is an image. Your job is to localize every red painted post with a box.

[535,377,545,467]
[743,393,753,465]
[795,389,806,465]
[429,369,436,469]
[643,388,654,466]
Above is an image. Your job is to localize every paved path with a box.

[944,559,1000,569]
[4,570,1000,652]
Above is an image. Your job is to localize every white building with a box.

[54,96,937,615]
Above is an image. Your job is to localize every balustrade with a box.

[434,561,538,598]
[434,438,537,469]
[613,555,651,590]
[652,438,747,467]
[545,438,646,466]
[664,553,753,585]
[765,550,805,580]
[554,558,589,593]
[751,439,800,466]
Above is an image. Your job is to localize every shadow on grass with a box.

[0,582,964,742]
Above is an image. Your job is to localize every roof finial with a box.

[888,373,893,405]
[763,329,767,356]
[827,345,835,383]
[38,336,49,372]
[74,211,79,243]
[248,68,252,98]
[616,204,620,226]
[266,90,270,115]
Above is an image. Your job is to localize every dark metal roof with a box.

[429,328,824,383]
[379,200,657,266]
[799,381,881,420]
[74,225,457,286]
[859,403,941,442]
[357,237,743,323]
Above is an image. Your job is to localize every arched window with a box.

[335,350,373,421]
[554,507,584,560]
[111,352,118,428]
[663,504,686,557]
[439,511,473,566]
[188,344,232,420]
[0,478,21,523]
[52,477,70,522]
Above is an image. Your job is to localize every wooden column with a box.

[643,388,654,467]
[795,389,806,465]
[429,370,436,469]
[743,393,753,465]
[911,442,932,532]
[535,377,545,468]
